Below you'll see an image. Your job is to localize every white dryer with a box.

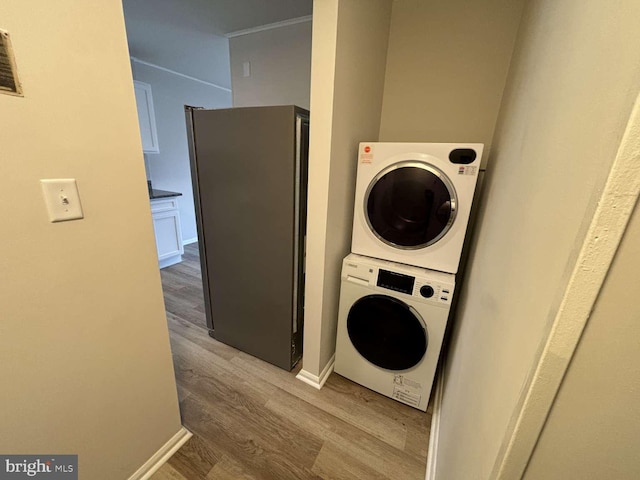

[351,142,483,273]
[335,254,455,411]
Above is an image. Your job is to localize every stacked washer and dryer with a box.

[334,143,483,411]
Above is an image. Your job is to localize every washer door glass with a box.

[347,294,427,370]
[366,161,457,248]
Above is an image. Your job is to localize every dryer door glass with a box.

[347,294,427,370]
[366,162,456,248]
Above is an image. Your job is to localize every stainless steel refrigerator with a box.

[185,105,309,370]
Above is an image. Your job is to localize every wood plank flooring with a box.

[152,243,432,480]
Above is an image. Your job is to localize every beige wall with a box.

[229,21,312,109]
[301,0,392,378]
[434,1,640,479]
[0,2,182,479]
[379,0,525,166]
[302,0,526,380]
[522,201,640,479]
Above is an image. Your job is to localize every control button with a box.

[420,285,434,298]
[441,297,449,302]
[442,289,450,294]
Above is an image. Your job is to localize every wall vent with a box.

[0,29,22,96]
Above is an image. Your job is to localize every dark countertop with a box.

[149,189,182,199]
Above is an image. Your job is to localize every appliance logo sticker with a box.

[359,144,374,164]
[458,165,478,176]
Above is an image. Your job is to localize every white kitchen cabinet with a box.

[150,196,183,268]
[133,80,160,153]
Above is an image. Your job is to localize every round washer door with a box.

[365,161,457,249]
[347,294,427,371]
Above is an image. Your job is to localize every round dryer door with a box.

[365,161,457,249]
[347,294,427,371]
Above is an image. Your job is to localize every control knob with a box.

[420,285,434,298]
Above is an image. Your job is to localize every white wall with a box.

[301,0,392,379]
[434,0,640,478]
[379,0,525,167]
[122,0,233,89]
[229,21,312,109]
[0,2,183,479]
[522,201,640,480]
[131,61,232,243]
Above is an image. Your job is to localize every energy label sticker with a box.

[458,165,478,176]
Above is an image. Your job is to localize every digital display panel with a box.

[377,269,415,294]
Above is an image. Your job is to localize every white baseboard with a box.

[182,237,198,246]
[159,255,182,269]
[425,366,445,480]
[296,354,335,390]
[128,427,192,480]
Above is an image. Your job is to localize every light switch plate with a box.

[40,179,84,222]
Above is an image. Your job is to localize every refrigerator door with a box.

[292,113,309,363]
[187,106,308,370]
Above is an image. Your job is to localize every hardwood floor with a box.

[152,243,432,480]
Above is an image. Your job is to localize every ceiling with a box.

[122,0,313,88]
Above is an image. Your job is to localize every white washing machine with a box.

[334,254,455,411]
[351,142,483,273]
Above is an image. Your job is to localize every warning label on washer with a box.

[457,165,478,176]
[393,386,421,407]
[392,375,422,407]
[394,374,422,390]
